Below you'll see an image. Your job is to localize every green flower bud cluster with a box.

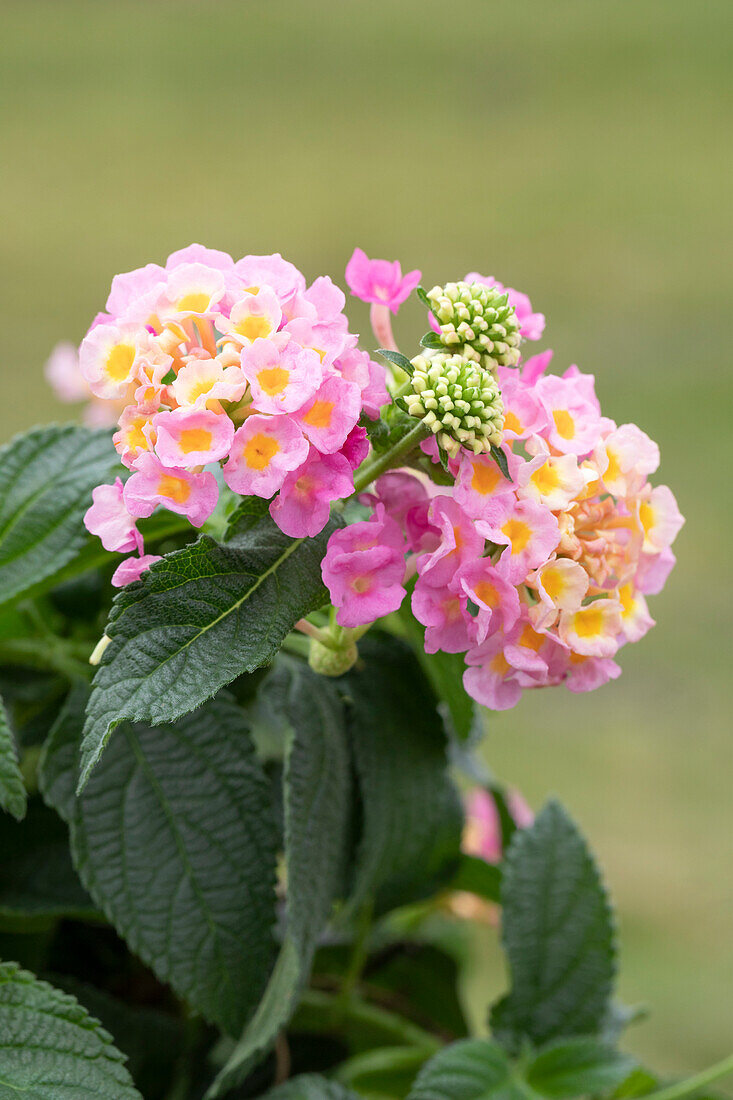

[427,281,521,368]
[404,352,505,457]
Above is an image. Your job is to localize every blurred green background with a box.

[1,0,731,1078]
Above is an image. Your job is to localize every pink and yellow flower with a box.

[223,415,308,499]
[270,450,354,538]
[239,338,322,415]
[153,407,234,467]
[124,453,219,528]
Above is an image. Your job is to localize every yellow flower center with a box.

[179,428,213,455]
[244,433,280,470]
[106,343,136,383]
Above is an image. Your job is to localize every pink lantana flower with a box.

[452,559,521,644]
[534,373,603,457]
[558,598,623,658]
[465,273,545,342]
[412,579,474,654]
[217,287,282,347]
[112,554,163,588]
[454,453,515,521]
[223,415,308,499]
[463,788,534,864]
[323,506,407,628]
[293,375,362,454]
[239,338,322,415]
[153,407,234,467]
[84,478,142,554]
[480,499,560,585]
[270,450,354,539]
[345,248,421,314]
[417,497,485,589]
[123,453,219,528]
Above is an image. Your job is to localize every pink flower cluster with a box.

[81,244,389,584]
[322,286,684,709]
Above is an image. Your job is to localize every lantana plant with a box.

[0,243,727,1100]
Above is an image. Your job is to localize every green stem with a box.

[339,903,373,1000]
[353,421,430,494]
[294,989,442,1055]
[0,637,93,681]
[642,1053,733,1100]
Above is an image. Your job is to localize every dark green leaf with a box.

[449,854,502,905]
[339,1045,432,1095]
[489,444,510,480]
[48,975,183,1100]
[0,961,141,1098]
[366,942,469,1040]
[408,1038,520,1100]
[40,687,279,1037]
[397,604,476,743]
[0,799,96,923]
[420,332,444,350]
[526,1039,636,1098]
[78,507,340,790]
[377,348,414,375]
[416,286,432,310]
[0,694,25,821]
[264,1077,360,1099]
[207,661,352,1097]
[342,634,463,914]
[490,801,617,1054]
[0,425,119,609]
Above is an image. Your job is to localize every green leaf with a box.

[408,1038,521,1100]
[449,854,502,905]
[264,1077,360,1099]
[0,799,96,923]
[420,332,444,350]
[78,506,339,790]
[416,286,432,310]
[0,695,25,821]
[489,444,510,480]
[338,1045,432,1095]
[526,1039,636,1099]
[366,942,469,1041]
[207,661,352,1098]
[342,633,463,914]
[48,975,182,1100]
[377,348,414,375]
[490,801,617,1054]
[0,961,141,1098]
[396,604,476,742]
[40,687,279,1037]
[0,425,119,609]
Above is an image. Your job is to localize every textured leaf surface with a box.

[342,634,463,913]
[40,688,278,1037]
[0,425,119,608]
[0,961,141,1099]
[490,801,616,1054]
[79,509,339,789]
[207,662,352,1098]
[526,1038,635,1099]
[0,695,25,821]
[408,1038,521,1100]
[0,800,95,921]
[264,1076,360,1099]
